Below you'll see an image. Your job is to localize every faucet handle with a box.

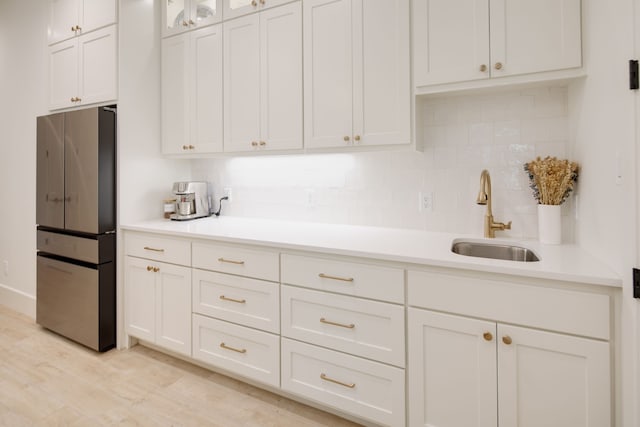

[504,221,512,230]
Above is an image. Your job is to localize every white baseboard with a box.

[0,283,36,318]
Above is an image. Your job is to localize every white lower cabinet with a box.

[192,314,280,387]
[408,308,611,427]
[281,338,406,427]
[124,256,192,357]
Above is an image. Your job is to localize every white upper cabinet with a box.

[163,0,222,37]
[161,24,224,154]
[223,2,302,152]
[49,0,117,45]
[304,0,410,149]
[223,0,293,20]
[414,0,582,88]
[49,25,117,110]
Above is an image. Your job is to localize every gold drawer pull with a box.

[220,342,247,354]
[146,266,153,271]
[219,295,246,304]
[153,267,160,273]
[143,246,165,252]
[318,273,354,282]
[483,332,493,341]
[320,318,355,329]
[502,335,512,345]
[320,373,355,389]
[218,257,245,265]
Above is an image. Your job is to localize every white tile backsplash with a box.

[192,85,572,240]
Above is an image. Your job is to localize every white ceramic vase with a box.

[538,204,562,244]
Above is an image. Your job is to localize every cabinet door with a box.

[497,324,610,427]
[155,263,192,356]
[163,0,189,37]
[187,0,222,29]
[489,0,581,77]
[78,25,117,106]
[49,38,78,110]
[190,24,224,153]
[223,14,261,152]
[259,2,302,151]
[353,0,410,146]
[49,0,78,45]
[413,0,490,87]
[408,309,497,427]
[125,257,156,343]
[161,33,190,154]
[81,0,117,34]
[303,0,353,149]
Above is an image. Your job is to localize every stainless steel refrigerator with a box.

[36,106,116,352]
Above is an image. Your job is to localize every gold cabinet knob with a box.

[259,141,266,146]
[483,332,493,341]
[152,267,160,273]
[343,136,350,142]
[480,64,487,72]
[188,144,195,150]
[146,266,153,271]
[71,26,76,32]
[251,0,257,6]
[75,25,81,31]
[251,141,258,147]
[182,145,189,150]
[354,135,361,142]
[76,97,81,102]
[188,19,195,25]
[502,335,512,345]
[182,20,188,26]
[70,97,75,102]
[260,0,265,4]
[494,62,503,70]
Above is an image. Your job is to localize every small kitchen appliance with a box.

[170,181,211,220]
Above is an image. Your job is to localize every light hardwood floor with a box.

[0,305,362,426]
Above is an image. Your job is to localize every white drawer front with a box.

[192,314,280,388]
[192,242,279,282]
[281,285,405,367]
[281,338,405,427]
[281,254,404,303]
[408,270,611,340]
[192,269,280,333]
[125,232,191,266]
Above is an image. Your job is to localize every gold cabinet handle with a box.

[182,145,189,150]
[218,257,245,265]
[259,141,266,146]
[320,318,355,329]
[260,0,265,4]
[182,20,189,27]
[220,342,247,354]
[483,332,493,341]
[75,97,81,102]
[320,373,355,389]
[71,26,76,32]
[343,136,350,142]
[354,135,361,142]
[143,246,165,253]
[251,141,258,147]
[70,97,75,102]
[188,144,195,150]
[146,266,153,271]
[153,267,160,273]
[188,19,195,25]
[480,64,488,72]
[219,295,246,304]
[318,273,354,282]
[251,0,257,6]
[75,25,81,31]
[494,62,503,70]
[502,335,512,345]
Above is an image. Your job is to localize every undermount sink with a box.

[451,240,540,262]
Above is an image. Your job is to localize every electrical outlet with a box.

[419,192,434,213]
[2,260,8,277]
[223,187,232,202]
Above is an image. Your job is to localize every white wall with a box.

[193,86,572,240]
[0,0,49,316]
[568,1,638,426]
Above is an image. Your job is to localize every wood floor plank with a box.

[0,305,363,426]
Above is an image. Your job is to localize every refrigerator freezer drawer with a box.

[36,255,115,351]
[37,230,114,264]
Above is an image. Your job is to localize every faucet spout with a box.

[477,170,511,238]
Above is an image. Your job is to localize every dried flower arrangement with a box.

[524,156,579,205]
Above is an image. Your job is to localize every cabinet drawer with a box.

[192,242,279,282]
[192,269,279,333]
[281,338,405,427]
[281,254,404,303]
[281,285,404,367]
[192,314,280,388]
[408,270,610,340]
[125,232,191,266]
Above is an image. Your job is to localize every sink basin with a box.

[451,240,540,262]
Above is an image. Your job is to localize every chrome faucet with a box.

[477,169,512,238]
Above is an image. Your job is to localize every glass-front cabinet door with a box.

[223,0,292,20]
[163,0,221,38]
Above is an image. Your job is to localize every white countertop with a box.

[120,216,622,288]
